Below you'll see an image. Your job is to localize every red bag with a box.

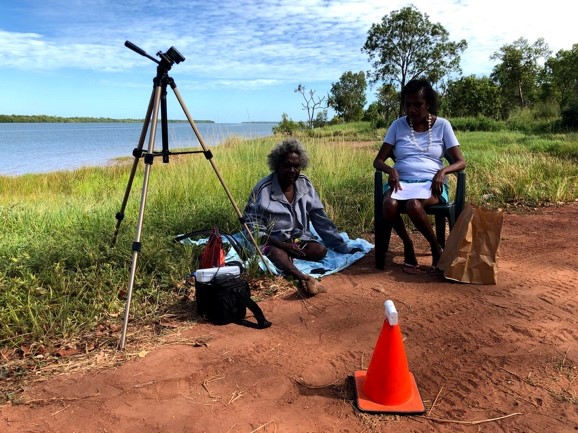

[199,227,226,269]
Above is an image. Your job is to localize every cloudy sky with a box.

[0,0,575,123]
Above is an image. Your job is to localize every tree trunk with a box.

[518,80,525,108]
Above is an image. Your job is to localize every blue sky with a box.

[0,0,575,123]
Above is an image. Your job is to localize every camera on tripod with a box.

[157,46,185,66]
[116,40,272,349]
[124,40,185,68]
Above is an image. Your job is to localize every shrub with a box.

[272,113,302,135]
[449,116,505,132]
[561,100,578,130]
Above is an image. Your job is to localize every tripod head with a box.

[125,40,185,72]
[124,40,190,163]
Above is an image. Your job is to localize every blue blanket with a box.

[180,231,373,279]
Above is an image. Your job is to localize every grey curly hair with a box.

[267,138,310,172]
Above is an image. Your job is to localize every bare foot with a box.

[300,277,326,296]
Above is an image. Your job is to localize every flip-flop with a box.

[402,263,422,275]
[428,266,444,277]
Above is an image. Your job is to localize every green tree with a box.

[327,71,367,122]
[544,44,578,108]
[375,83,399,123]
[294,84,326,129]
[364,83,399,127]
[490,38,551,113]
[363,101,383,127]
[444,75,502,119]
[362,5,467,114]
[312,109,328,128]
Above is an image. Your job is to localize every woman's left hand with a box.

[285,241,306,258]
[431,170,445,196]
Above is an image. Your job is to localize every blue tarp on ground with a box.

[180,230,374,279]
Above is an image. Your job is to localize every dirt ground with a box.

[1,204,577,433]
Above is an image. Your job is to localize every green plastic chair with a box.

[373,154,466,269]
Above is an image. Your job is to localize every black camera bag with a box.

[196,274,271,329]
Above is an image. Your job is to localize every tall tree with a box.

[490,38,551,111]
[444,75,502,119]
[375,83,399,123]
[544,44,578,108]
[362,5,467,114]
[327,71,367,122]
[364,83,399,127]
[294,84,326,129]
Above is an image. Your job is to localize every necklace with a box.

[408,114,432,152]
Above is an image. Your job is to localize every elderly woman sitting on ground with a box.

[243,138,358,296]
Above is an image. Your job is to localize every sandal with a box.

[402,263,422,275]
[428,266,444,277]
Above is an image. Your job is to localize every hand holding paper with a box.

[390,181,432,200]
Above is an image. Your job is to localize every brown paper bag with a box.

[437,204,504,284]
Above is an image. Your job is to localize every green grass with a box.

[1,124,577,352]
[455,130,578,206]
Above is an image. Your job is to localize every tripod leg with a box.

[170,84,273,273]
[118,84,163,350]
[111,87,156,246]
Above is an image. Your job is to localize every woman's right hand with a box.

[388,169,401,191]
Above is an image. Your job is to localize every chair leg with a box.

[375,238,385,270]
[447,208,456,230]
[435,215,446,249]
[374,222,392,270]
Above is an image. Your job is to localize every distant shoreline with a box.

[0,115,214,123]
[0,115,277,124]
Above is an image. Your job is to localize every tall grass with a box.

[457,130,578,206]
[1,125,577,350]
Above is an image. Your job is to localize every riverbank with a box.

[1,125,577,362]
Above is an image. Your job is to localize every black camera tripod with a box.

[114,41,270,350]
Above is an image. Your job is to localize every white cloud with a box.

[2,0,575,80]
[0,0,575,121]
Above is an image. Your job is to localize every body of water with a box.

[0,122,277,176]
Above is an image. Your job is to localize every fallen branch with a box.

[51,403,70,416]
[427,386,443,416]
[202,375,224,400]
[249,420,274,433]
[228,380,260,404]
[500,367,523,382]
[425,412,522,425]
[24,389,102,406]
[293,376,339,389]
[561,344,572,368]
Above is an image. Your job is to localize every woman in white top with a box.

[373,78,466,275]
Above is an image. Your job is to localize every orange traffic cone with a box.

[354,300,425,414]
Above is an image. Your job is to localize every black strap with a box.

[174,229,250,261]
[173,228,210,243]
[235,289,272,329]
[221,232,250,261]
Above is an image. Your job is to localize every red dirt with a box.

[2,204,577,433]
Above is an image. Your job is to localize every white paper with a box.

[390,181,432,200]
